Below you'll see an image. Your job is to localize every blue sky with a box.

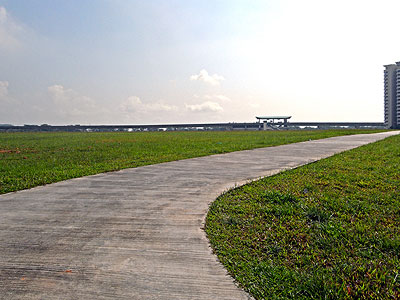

[0,0,399,125]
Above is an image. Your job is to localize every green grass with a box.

[205,134,400,299]
[0,129,384,195]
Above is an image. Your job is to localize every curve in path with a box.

[0,131,398,299]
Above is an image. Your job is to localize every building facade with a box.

[384,62,400,128]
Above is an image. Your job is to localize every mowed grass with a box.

[205,134,400,299]
[0,129,384,195]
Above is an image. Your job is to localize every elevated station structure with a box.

[256,116,292,130]
[0,121,385,132]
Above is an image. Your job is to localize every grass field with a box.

[0,130,384,195]
[205,134,400,299]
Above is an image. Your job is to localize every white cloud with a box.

[48,84,96,117]
[0,80,9,98]
[249,102,260,109]
[120,96,178,114]
[0,81,26,124]
[0,6,23,50]
[204,94,231,102]
[0,7,6,24]
[185,101,223,113]
[190,69,225,86]
[120,96,142,113]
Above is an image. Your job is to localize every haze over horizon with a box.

[1,0,400,125]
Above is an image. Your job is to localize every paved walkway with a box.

[0,131,398,299]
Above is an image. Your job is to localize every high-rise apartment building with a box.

[384,62,400,129]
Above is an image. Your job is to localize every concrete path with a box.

[0,131,398,300]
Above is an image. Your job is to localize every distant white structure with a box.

[384,62,400,128]
[256,116,291,130]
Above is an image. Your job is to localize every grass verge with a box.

[0,129,384,194]
[205,134,399,300]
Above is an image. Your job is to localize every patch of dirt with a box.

[0,149,21,154]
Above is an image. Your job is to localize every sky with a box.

[1,0,400,125]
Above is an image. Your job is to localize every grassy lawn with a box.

[0,129,384,195]
[205,134,400,299]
